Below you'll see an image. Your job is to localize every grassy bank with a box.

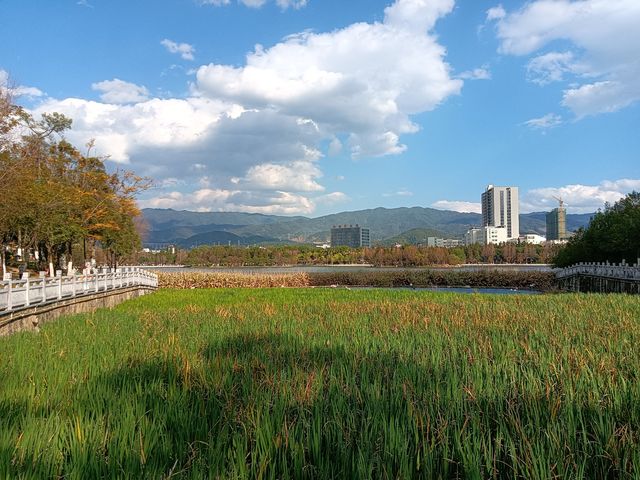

[158,269,556,291]
[1,289,639,478]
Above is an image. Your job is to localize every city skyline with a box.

[1,0,639,216]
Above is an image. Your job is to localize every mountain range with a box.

[141,207,594,247]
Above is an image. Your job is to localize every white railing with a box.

[556,262,640,281]
[0,267,158,313]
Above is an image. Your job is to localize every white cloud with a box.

[161,39,195,61]
[458,67,491,80]
[91,79,149,104]
[199,0,306,9]
[0,69,44,98]
[431,200,481,214]
[383,189,413,198]
[276,0,307,9]
[489,0,640,117]
[486,5,505,21]
[140,188,316,215]
[523,179,640,213]
[239,160,324,192]
[523,113,562,130]
[316,191,349,205]
[31,0,461,214]
[526,51,576,85]
[195,0,461,158]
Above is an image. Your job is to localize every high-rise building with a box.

[481,185,519,240]
[546,206,568,241]
[330,225,371,248]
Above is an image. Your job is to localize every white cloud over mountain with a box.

[489,0,640,117]
[523,179,640,213]
[435,179,640,215]
[431,201,482,214]
[31,0,462,214]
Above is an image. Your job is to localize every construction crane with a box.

[552,195,566,208]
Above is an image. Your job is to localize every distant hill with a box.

[380,228,449,246]
[141,207,594,246]
[172,231,285,249]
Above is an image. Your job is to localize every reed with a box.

[157,271,311,289]
[157,269,557,291]
[1,289,639,478]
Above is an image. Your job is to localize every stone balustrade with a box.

[0,267,158,313]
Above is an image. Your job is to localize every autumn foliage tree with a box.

[0,93,149,275]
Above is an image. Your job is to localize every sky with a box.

[1,0,639,216]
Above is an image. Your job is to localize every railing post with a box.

[23,273,30,307]
[95,270,99,293]
[40,272,46,303]
[4,273,12,311]
[72,273,77,297]
[57,270,62,300]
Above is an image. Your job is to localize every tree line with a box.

[0,87,148,276]
[127,242,561,267]
[553,192,639,267]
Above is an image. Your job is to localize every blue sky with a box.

[1,0,639,216]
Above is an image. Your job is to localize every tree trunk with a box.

[1,246,6,277]
[45,244,55,277]
[67,241,73,274]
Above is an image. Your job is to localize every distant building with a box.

[465,226,508,246]
[483,226,509,245]
[546,206,568,241]
[464,228,482,246]
[427,237,463,248]
[330,225,371,248]
[481,185,519,240]
[520,233,546,245]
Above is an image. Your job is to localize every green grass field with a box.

[1,289,640,478]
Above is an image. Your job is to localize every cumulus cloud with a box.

[161,39,195,61]
[523,113,562,130]
[523,179,640,213]
[32,0,461,214]
[195,0,461,158]
[489,0,640,117]
[431,200,482,214]
[91,79,149,104]
[140,188,316,215]
[0,69,44,98]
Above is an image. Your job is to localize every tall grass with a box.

[1,289,639,478]
[157,271,310,289]
[158,270,557,291]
